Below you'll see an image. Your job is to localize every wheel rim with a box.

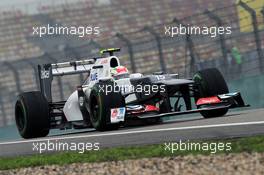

[193,73,206,98]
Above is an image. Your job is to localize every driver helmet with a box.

[110,66,129,79]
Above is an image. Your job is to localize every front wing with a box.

[110,92,249,123]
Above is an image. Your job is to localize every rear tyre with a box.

[89,81,125,131]
[193,68,229,118]
[15,91,50,138]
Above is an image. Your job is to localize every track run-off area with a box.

[0,108,264,157]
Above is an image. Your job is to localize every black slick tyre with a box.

[193,68,229,118]
[15,91,50,138]
[89,81,125,131]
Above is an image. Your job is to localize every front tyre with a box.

[89,81,125,131]
[15,91,50,138]
[193,68,229,118]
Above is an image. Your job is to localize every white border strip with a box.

[1,120,264,145]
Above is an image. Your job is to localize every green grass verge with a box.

[1,135,264,170]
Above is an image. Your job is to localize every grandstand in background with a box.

[0,0,232,62]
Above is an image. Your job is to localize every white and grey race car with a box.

[15,48,248,138]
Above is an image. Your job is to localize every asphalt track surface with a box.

[0,108,264,157]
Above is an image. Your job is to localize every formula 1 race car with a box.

[15,48,248,138]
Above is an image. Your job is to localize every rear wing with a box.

[38,59,96,102]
